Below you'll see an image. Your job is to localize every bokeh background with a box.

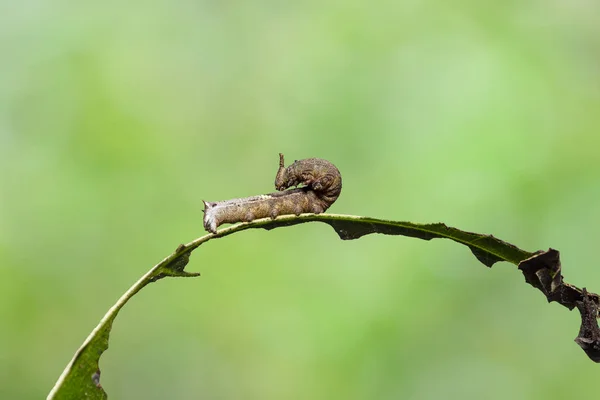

[2,1,600,399]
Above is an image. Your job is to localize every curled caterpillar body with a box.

[274,153,342,204]
[203,154,342,234]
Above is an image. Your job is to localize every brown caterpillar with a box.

[203,153,342,233]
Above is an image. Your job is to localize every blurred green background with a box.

[2,1,600,399]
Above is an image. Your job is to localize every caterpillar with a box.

[202,153,342,233]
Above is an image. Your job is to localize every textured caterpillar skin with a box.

[274,154,342,205]
[203,154,342,233]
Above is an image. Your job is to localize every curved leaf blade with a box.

[260,214,534,266]
[48,213,600,399]
[47,245,199,400]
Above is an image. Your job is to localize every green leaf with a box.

[47,244,199,400]
[259,214,534,266]
[47,214,600,399]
